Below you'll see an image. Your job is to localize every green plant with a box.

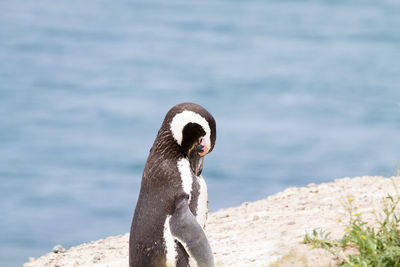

[304,180,400,267]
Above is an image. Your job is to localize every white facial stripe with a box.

[170,110,211,150]
[177,158,193,202]
[164,215,177,266]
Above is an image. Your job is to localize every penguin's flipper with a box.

[169,194,214,267]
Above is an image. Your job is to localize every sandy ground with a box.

[24,176,400,267]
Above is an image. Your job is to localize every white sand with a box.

[24,176,400,267]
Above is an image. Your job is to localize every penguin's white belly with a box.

[177,158,209,228]
[195,175,208,228]
[171,158,208,267]
[163,215,177,266]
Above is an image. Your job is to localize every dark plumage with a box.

[129,103,216,267]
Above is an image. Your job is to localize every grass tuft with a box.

[304,178,400,267]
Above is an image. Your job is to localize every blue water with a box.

[1,0,400,265]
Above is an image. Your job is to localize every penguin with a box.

[129,102,216,267]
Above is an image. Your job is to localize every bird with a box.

[129,102,216,267]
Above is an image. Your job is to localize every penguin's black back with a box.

[129,147,181,265]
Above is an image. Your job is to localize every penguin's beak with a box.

[198,137,209,157]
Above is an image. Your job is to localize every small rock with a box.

[216,214,230,219]
[253,215,260,221]
[93,254,101,261]
[52,245,66,253]
[288,221,296,225]
[93,254,102,263]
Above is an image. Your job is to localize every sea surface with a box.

[1,0,400,265]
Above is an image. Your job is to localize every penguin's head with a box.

[166,103,216,157]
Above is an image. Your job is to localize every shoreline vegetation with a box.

[24,176,400,267]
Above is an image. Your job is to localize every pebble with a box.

[52,245,66,253]
[93,254,102,263]
[216,214,230,219]
[93,254,101,260]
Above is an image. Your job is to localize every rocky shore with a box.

[24,176,400,267]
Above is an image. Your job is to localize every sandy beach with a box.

[24,176,400,267]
